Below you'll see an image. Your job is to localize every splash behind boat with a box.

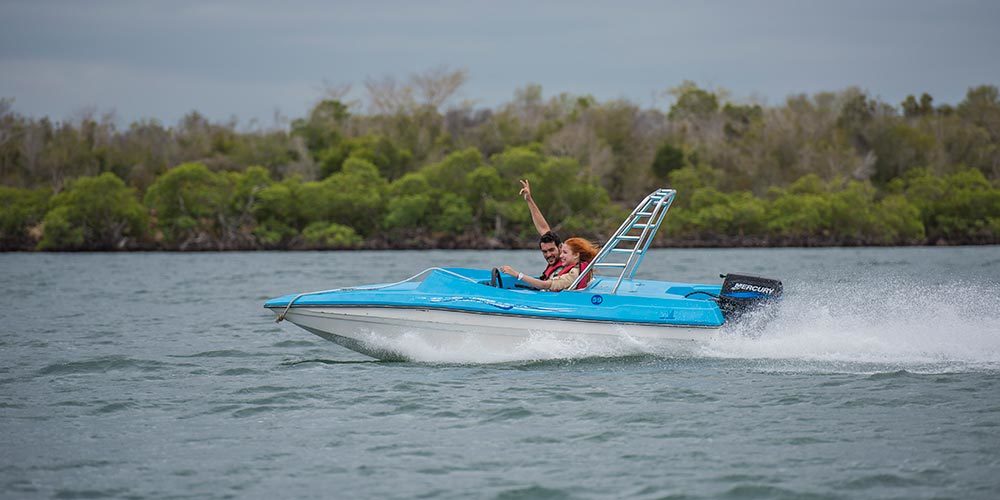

[264,189,782,360]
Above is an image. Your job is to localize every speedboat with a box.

[264,189,782,360]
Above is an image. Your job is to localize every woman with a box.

[501,237,598,291]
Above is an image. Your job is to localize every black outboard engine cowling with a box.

[718,273,783,322]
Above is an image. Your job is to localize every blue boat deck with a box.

[265,268,726,328]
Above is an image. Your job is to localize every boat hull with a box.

[268,305,715,361]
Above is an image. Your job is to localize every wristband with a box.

[517,272,524,281]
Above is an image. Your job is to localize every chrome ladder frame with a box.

[568,188,676,294]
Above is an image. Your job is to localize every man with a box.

[519,179,564,279]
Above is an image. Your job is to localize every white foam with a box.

[700,279,1000,371]
[360,328,657,364]
[347,277,1000,369]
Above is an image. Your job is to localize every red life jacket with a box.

[555,260,592,290]
[540,261,565,280]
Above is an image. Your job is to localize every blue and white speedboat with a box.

[265,189,782,360]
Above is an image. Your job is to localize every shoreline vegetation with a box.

[1,71,999,251]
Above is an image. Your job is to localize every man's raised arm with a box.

[519,179,551,236]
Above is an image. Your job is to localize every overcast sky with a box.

[1,0,998,126]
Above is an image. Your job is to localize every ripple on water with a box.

[28,460,116,472]
[172,349,263,358]
[272,340,316,348]
[231,405,307,418]
[428,410,463,418]
[37,356,170,376]
[650,387,719,403]
[493,485,572,500]
[218,367,263,376]
[90,401,136,415]
[715,474,774,484]
[543,391,586,402]
[840,473,923,490]
[4,479,37,495]
[518,436,561,445]
[720,484,834,500]
[480,406,533,423]
[371,402,428,416]
[53,488,129,499]
[244,392,315,405]
[234,385,296,394]
[576,430,624,443]
[194,404,243,417]
[866,369,914,380]
[280,358,384,367]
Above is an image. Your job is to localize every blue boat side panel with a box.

[665,285,722,297]
[265,268,725,327]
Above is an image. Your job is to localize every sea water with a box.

[1,248,998,499]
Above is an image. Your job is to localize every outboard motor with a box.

[718,273,783,322]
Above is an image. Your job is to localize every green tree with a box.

[670,188,766,241]
[651,142,686,180]
[901,168,999,243]
[252,176,306,246]
[143,162,230,247]
[765,189,832,241]
[869,124,934,183]
[957,85,1000,138]
[291,99,350,154]
[432,193,474,233]
[422,147,485,194]
[0,186,50,249]
[317,134,413,180]
[465,165,506,233]
[665,165,724,208]
[384,193,432,230]
[901,93,934,118]
[39,172,147,250]
[301,221,362,248]
[872,194,925,244]
[668,82,720,121]
[491,145,545,180]
[721,103,763,139]
[836,90,878,153]
[826,180,880,243]
[387,171,432,195]
[224,166,274,247]
[302,157,388,235]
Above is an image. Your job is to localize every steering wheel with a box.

[490,267,504,288]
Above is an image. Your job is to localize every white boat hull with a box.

[270,306,716,361]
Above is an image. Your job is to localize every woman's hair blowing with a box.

[563,237,598,262]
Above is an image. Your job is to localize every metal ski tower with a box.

[568,188,676,294]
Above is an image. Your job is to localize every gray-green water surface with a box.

[2,248,999,499]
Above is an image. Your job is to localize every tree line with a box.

[1,70,998,250]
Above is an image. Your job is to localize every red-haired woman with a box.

[501,237,598,291]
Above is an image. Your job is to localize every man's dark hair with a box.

[539,231,562,248]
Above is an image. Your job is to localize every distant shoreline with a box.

[3,239,995,253]
[5,85,998,253]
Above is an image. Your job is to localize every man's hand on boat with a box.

[500,265,520,279]
[501,265,551,291]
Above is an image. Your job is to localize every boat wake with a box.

[699,278,1000,373]
[352,326,687,364]
[354,277,1000,371]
